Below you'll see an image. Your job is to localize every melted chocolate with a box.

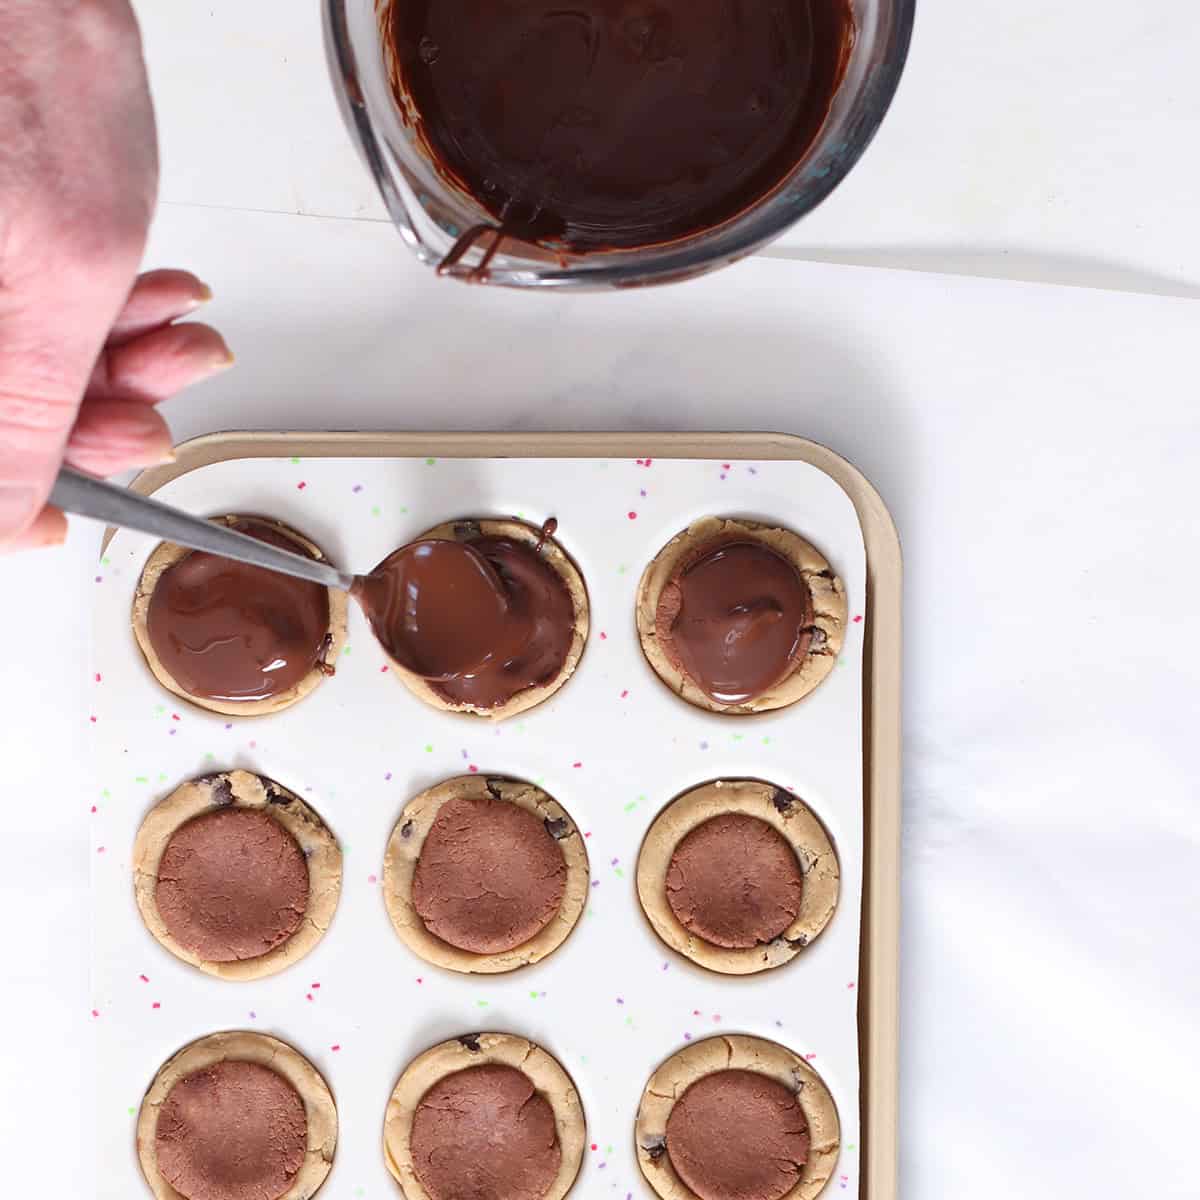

[356,539,527,680]
[657,538,813,704]
[156,808,309,963]
[666,813,802,949]
[410,1064,561,1200]
[155,1061,307,1200]
[146,520,332,703]
[666,1069,809,1200]
[431,535,574,707]
[385,0,854,253]
[412,793,567,953]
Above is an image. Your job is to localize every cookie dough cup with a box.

[383,775,588,974]
[137,1030,337,1200]
[637,780,838,975]
[636,1035,839,1200]
[132,514,348,717]
[381,519,588,721]
[133,770,342,980]
[384,1033,585,1200]
[636,518,846,715]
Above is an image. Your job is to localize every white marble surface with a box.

[2,200,1198,1197]
[133,0,1200,295]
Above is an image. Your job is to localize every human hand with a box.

[0,1,231,551]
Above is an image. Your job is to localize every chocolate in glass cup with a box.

[324,0,914,289]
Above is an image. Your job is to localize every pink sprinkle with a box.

[312,982,320,989]
[90,805,97,814]
[249,740,257,749]
[91,1009,100,1018]
[306,993,313,1002]
[848,981,856,989]
[722,463,731,470]
[97,846,106,854]
[94,673,102,683]
[417,977,424,985]
[693,1009,701,1016]
[368,874,378,885]
[380,665,389,673]
[805,1053,817,1060]
[627,511,637,520]
[584,831,591,838]
[151,1002,161,1010]
[712,1014,721,1023]
[620,689,629,699]
[171,713,181,721]
[89,716,97,723]
[853,615,863,624]
[590,1144,598,1152]
[332,1043,341,1051]
[600,631,607,640]
[573,761,582,769]
[139,974,149,983]
[297,481,307,490]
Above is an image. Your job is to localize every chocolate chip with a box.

[458,1034,481,1052]
[208,776,235,807]
[807,626,829,651]
[772,789,794,814]
[400,819,414,840]
[543,817,570,840]
[317,632,337,677]
[641,1136,668,1161]
[264,784,292,806]
[485,779,505,801]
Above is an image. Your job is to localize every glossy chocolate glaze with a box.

[146,520,332,703]
[360,524,574,709]
[657,538,814,704]
[385,0,855,252]
[666,1069,809,1200]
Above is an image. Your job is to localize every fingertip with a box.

[4,506,68,553]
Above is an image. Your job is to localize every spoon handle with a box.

[50,466,355,592]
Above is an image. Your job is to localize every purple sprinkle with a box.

[590,880,599,889]
[639,488,647,497]
[461,749,469,759]
[699,741,709,750]
[94,576,102,583]
[168,729,177,736]
[661,962,669,971]
[249,1011,256,1019]
[384,772,392,781]
[611,857,619,866]
[352,484,364,493]
[684,1033,692,1041]
[749,466,758,475]
[599,1162,607,1170]
[224,723,233,731]
[616,997,624,1005]
[720,474,727,481]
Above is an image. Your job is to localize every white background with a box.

[2,2,1199,1199]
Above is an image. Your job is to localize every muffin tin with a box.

[90,433,900,1200]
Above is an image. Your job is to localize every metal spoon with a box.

[51,466,356,590]
[51,466,512,679]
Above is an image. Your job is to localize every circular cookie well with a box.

[636,779,839,975]
[381,518,588,721]
[636,517,846,715]
[136,1030,337,1200]
[133,770,343,981]
[382,775,588,974]
[131,514,347,718]
[383,1033,585,1200]
[635,1034,840,1200]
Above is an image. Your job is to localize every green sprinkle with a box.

[624,1016,633,1027]
[102,789,111,799]
[355,1189,366,1198]
[847,1144,856,1151]
[476,1000,489,1008]
[624,801,637,813]
[134,776,148,784]
[342,645,352,656]
[732,734,744,743]
[203,752,215,762]
[155,705,165,715]
[157,773,167,782]
[617,564,628,575]
[606,1145,614,1155]
[763,737,772,745]
[425,458,436,466]
[424,744,433,753]
[400,506,409,514]
[127,1106,136,1116]
[580,1055,588,1064]
[533,777,545,788]
[614,867,624,879]
[371,506,381,518]
[530,991,539,999]
[516,512,525,520]
[102,557,111,566]
[290,456,301,465]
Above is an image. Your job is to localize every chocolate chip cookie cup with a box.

[382,775,589,974]
[384,1033,585,1200]
[137,1030,337,1200]
[636,1035,840,1200]
[379,518,588,720]
[636,780,839,975]
[132,514,347,717]
[133,770,342,981]
[636,518,846,715]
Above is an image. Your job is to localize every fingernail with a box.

[156,447,178,465]
[196,282,214,303]
[212,347,235,370]
[0,485,39,540]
